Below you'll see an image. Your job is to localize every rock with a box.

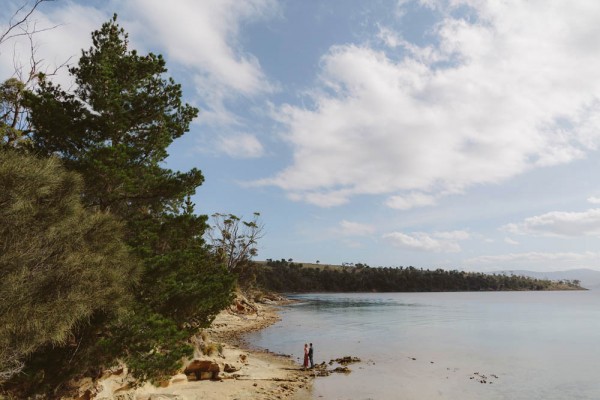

[184,359,220,380]
[223,363,240,373]
[148,395,184,400]
[333,366,351,374]
[75,390,92,400]
[331,356,361,365]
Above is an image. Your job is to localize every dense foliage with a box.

[1,15,235,395]
[257,260,583,292]
[0,150,138,381]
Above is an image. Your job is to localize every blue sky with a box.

[3,0,600,271]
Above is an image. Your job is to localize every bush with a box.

[0,150,139,382]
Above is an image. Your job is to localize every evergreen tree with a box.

[19,15,235,386]
[27,14,202,223]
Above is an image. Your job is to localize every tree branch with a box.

[0,0,54,46]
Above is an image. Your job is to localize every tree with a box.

[17,15,235,386]
[27,14,202,222]
[0,150,139,382]
[141,198,235,326]
[209,212,264,280]
[1,0,64,150]
[0,1,54,48]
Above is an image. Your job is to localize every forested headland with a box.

[256,259,584,292]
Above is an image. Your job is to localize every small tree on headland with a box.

[209,212,264,282]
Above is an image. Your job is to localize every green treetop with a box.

[27,14,202,222]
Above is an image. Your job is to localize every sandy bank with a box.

[75,297,313,400]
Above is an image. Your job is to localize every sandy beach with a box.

[73,295,314,400]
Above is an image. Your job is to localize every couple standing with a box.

[303,343,314,369]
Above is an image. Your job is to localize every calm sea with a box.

[244,291,600,400]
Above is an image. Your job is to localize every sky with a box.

[3,0,600,272]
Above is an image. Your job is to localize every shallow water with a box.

[244,291,600,400]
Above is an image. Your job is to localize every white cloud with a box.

[216,133,265,158]
[588,196,600,204]
[466,251,600,271]
[504,208,600,237]
[382,230,469,253]
[504,237,519,245]
[377,25,402,48]
[337,220,376,237]
[288,189,351,207]
[434,230,470,241]
[259,0,600,207]
[125,0,277,126]
[385,192,436,210]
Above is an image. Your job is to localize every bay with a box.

[244,291,600,400]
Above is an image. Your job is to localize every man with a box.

[308,343,314,368]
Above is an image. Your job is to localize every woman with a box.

[303,343,309,370]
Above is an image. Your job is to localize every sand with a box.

[86,297,314,400]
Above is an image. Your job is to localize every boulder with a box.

[184,360,220,380]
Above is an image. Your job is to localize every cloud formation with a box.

[504,208,600,237]
[587,196,600,204]
[385,192,436,210]
[216,133,265,158]
[126,0,277,126]
[261,0,600,207]
[382,230,469,253]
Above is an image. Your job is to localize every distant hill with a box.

[490,269,600,290]
[257,259,583,292]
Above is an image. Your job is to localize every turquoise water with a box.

[244,291,600,399]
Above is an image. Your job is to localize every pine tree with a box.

[19,15,235,386]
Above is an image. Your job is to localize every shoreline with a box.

[86,295,314,400]
[202,295,314,400]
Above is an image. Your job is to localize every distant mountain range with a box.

[490,268,600,290]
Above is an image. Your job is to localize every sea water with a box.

[244,291,600,400]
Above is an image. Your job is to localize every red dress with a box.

[303,346,309,368]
